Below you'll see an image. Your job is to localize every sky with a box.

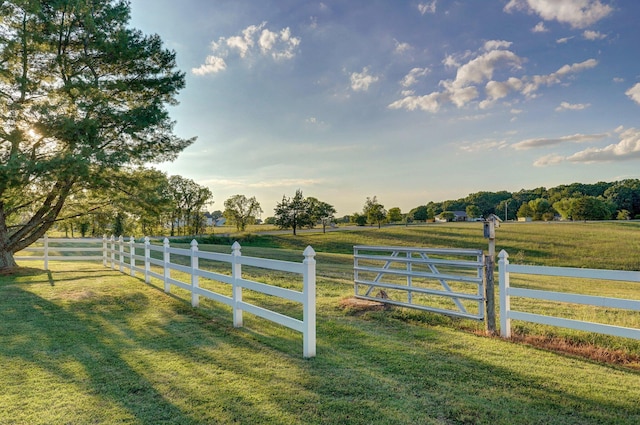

[128,0,640,217]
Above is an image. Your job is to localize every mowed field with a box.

[2,221,640,424]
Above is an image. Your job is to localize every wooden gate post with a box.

[483,216,500,335]
[485,254,496,335]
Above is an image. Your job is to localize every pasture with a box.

[2,221,640,424]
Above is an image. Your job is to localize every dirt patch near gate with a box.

[338,297,389,315]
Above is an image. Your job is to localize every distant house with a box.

[518,217,532,222]
[436,210,467,222]
[204,212,214,226]
[214,217,227,227]
[452,211,468,222]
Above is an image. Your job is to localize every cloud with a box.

[400,67,430,87]
[556,36,574,44]
[533,153,566,167]
[447,48,522,90]
[532,22,548,32]
[480,77,524,108]
[555,101,590,111]
[390,42,596,113]
[447,86,479,107]
[504,0,613,29]
[626,83,640,104]
[192,23,301,75]
[512,132,608,150]
[568,128,640,163]
[394,40,412,54]
[613,77,624,83]
[459,139,509,153]
[388,92,442,112]
[521,58,597,96]
[350,67,380,91]
[583,30,606,40]
[418,1,437,15]
[192,55,227,75]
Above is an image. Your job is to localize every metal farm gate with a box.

[354,245,486,320]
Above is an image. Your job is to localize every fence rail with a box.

[498,250,640,340]
[14,236,104,269]
[16,236,317,358]
[354,245,485,320]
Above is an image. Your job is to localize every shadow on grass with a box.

[0,285,199,424]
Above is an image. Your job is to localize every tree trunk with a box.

[0,249,18,271]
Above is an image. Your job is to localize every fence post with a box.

[118,236,124,272]
[303,245,317,358]
[498,250,511,338]
[163,238,171,293]
[129,236,135,277]
[110,236,116,270]
[43,234,49,270]
[484,254,497,335]
[232,241,243,327]
[191,239,200,307]
[102,235,107,267]
[144,236,150,284]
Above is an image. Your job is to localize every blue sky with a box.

[129,0,640,217]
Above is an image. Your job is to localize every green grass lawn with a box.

[3,221,640,424]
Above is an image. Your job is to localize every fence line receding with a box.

[498,250,640,341]
[16,236,317,358]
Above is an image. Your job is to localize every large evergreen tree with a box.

[0,0,193,270]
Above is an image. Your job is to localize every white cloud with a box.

[555,101,590,111]
[447,86,479,107]
[583,30,606,40]
[259,29,278,54]
[459,139,509,153]
[613,77,624,83]
[350,67,380,91]
[448,49,522,90]
[504,0,613,29]
[521,58,597,96]
[418,1,437,15]
[391,43,596,113]
[442,54,459,69]
[227,23,264,57]
[483,77,524,104]
[625,83,640,105]
[512,132,608,150]
[394,40,412,54]
[568,128,640,163]
[556,36,574,44]
[192,23,301,75]
[401,67,430,87]
[532,22,548,32]
[192,55,227,75]
[388,92,442,112]
[483,40,512,51]
[533,153,566,167]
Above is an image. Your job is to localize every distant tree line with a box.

[53,178,640,240]
[407,180,640,222]
[55,168,213,238]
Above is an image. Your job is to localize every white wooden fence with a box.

[16,236,317,358]
[498,250,640,340]
[14,235,104,268]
